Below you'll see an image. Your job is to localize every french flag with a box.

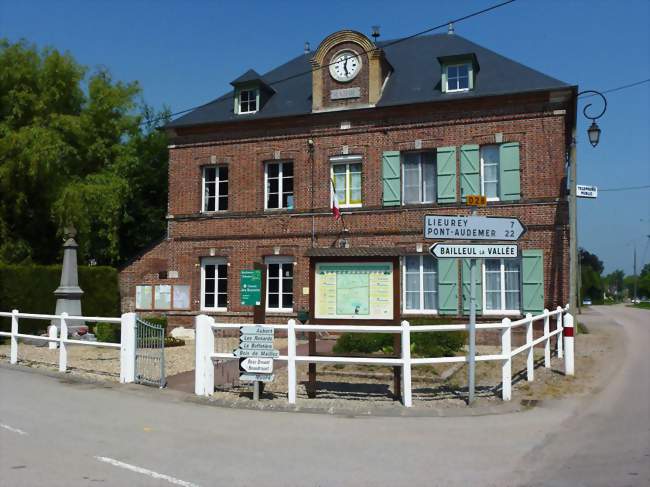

[331,179,341,221]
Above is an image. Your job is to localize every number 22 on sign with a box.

[466,195,487,206]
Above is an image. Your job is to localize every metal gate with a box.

[135,317,166,388]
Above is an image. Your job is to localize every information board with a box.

[314,262,393,320]
[240,270,262,306]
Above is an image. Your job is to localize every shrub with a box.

[0,264,120,336]
[140,316,167,330]
[94,322,121,343]
[332,318,467,358]
[164,336,185,347]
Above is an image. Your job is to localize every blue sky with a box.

[2,0,649,274]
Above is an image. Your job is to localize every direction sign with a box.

[233,348,280,358]
[240,357,274,373]
[576,185,598,198]
[240,334,274,344]
[239,373,274,383]
[238,341,275,351]
[240,325,274,335]
[430,243,518,259]
[424,215,526,241]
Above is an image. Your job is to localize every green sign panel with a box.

[240,270,262,306]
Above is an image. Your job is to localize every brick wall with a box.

[120,92,571,329]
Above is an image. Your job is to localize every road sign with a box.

[233,348,280,358]
[240,357,274,373]
[239,373,275,383]
[240,333,274,343]
[240,270,262,306]
[424,215,526,241]
[238,341,275,351]
[430,243,518,259]
[240,325,274,335]
[465,194,487,206]
[576,185,598,198]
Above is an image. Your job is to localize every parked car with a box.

[582,299,592,306]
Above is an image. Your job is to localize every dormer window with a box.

[231,69,274,116]
[438,54,478,94]
[445,64,470,92]
[238,88,259,114]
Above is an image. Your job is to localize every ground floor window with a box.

[403,255,438,313]
[201,258,228,310]
[266,257,293,312]
[483,258,520,313]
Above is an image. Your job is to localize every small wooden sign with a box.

[466,194,487,206]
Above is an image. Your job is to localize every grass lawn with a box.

[632,302,650,310]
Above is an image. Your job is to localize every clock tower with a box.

[310,30,392,112]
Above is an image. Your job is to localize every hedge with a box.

[333,317,468,358]
[0,264,120,336]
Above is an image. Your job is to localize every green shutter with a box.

[436,146,457,203]
[499,142,521,201]
[460,144,480,200]
[522,249,544,314]
[382,151,401,206]
[461,259,483,314]
[438,258,459,315]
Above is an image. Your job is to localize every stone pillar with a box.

[52,229,85,331]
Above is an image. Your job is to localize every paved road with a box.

[1,305,648,487]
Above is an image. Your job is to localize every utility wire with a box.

[579,78,650,98]
[141,0,518,126]
[599,184,650,192]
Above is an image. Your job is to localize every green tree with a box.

[604,269,625,297]
[0,39,169,266]
[579,247,605,303]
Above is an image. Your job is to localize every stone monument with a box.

[52,226,85,331]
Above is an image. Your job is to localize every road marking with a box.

[0,423,27,435]
[94,456,200,487]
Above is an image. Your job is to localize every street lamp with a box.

[568,89,607,317]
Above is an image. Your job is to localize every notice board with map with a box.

[314,262,393,320]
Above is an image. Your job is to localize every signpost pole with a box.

[468,256,476,405]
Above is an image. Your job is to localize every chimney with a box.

[447,22,455,35]
[304,41,310,54]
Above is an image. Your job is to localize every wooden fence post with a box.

[48,324,58,350]
[501,318,512,401]
[10,309,19,364]
[556,306,564,358]
[526,312,534,381]
[58,312,68,372]
[119,313,136,383]
[401,320,412,408]
[194,314,215,396]
[543,309,551,368]
[287,319,297,404]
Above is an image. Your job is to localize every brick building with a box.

[119,29,576,330]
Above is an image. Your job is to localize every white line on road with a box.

[0,423,27,435]
[94,456,200,487]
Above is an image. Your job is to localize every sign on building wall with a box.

[576,185,598,198]
[314,262,393,320]
[240,270,262,306]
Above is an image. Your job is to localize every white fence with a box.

[195,306,574,407]
[0,310,136,383]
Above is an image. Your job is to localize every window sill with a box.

[201,308,228,313]
[201,210,229,215]
[339,204,362,209]
[445,88,471,94]
[402,310,438,315]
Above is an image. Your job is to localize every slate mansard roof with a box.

[167,33,571,129]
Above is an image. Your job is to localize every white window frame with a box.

[237,88,259,114]
[265,256,294,313]
[480,145,500,202]
[264,161,294,210]
[401,151,436,205]
[201,165,228,213]
[330,155,362,209]
[445,63,471,93]
[200,257,228,311]
[482,258,521,316]
[402,255,439,315]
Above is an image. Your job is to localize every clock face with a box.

[329,50,361,82]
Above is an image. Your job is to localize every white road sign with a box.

[239,373,275,383]
[240,334,273,343]
[233,348,280,358]
[430,243,519,259]
[424,215,526,241]
[240,357,274,373]
[240,325,274,335]
[576,185,598,198]
[238,341,275,351]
